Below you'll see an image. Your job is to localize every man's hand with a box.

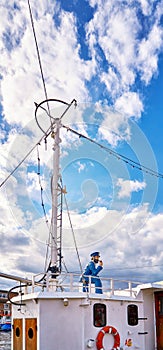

[99,260,103,267]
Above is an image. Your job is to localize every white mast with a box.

[34,98,77,278]
[51,118,61,275]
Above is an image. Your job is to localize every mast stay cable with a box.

[63,192,83,275]
[62,124,163,179]
[27,0,52,126]
[0,99,76,189]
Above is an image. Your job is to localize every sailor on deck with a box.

[81,252,103,294]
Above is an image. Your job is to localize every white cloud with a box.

[62,203,163,281]
[86,1,139,94]
[0,2,93,126]
[77,161,86,173]
[115,92,144,119]
[86,0,163,115]
[137,24,163,84]
[0,0,162,135]
[138,0,155,16]
[97,104,130,146]
[27,172,46,194]
[117,178,146,198]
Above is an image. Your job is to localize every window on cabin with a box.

[158,296,163,315]
[93,303,106,327]
[127,304,138,326]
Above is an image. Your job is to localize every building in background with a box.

[0,289,17,318]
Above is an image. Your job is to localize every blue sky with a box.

[0,0,163,288]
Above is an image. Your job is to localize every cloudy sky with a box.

[0,0,163,289]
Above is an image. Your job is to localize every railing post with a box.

[24,284,28,294]
[46,272,50,291]
[89,276,91,292]
[70,273,73,291]
[32,275,35,293]
[128,281,132,296]
[110,278,114,295]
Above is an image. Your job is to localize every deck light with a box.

[63,298,69,306]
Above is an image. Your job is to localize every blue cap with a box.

[90,252,100,257]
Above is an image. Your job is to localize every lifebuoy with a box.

[96,325,120,350]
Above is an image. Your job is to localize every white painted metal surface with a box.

[11,273,163,350]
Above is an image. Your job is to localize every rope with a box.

[63,193,83,274]
[37,145,49,226]
[36,145,52,273]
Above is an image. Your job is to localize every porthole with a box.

[16,327,20,337]
[28,327,34,339]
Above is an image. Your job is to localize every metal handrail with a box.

[31,272,141,296]
[0,271,141,297]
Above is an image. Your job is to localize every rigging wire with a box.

[71,260,163,274]
[104,262,163,271]
[0,139,41,189]
[37,145,49,227]
[36,144,52,273]
[61,258,69,273]
[33,100,162,180]
[0,96,161,190]
[0,130,48,189]
[63,193,83,274]
[0,99,76,189]
[27,0,52,126]
[1,118,162,190]
[62,124,163,179]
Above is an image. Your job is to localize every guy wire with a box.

[27,0,52,128]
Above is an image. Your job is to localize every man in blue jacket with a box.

[82,252,103,294]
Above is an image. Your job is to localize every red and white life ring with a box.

[96,325,120,350]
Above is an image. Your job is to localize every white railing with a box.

[24,272,141,298]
